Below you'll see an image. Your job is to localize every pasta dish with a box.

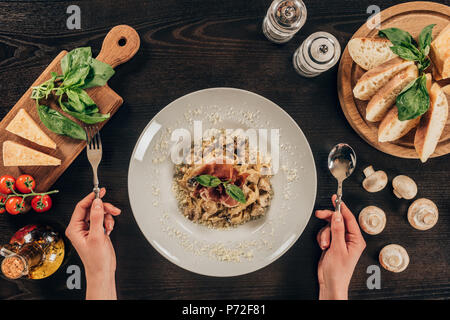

[173,129,273,228]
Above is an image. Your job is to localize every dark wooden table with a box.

[0,0,448,300]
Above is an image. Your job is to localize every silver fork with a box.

[85,126,103,199]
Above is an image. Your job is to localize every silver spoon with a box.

[328,143,356,213]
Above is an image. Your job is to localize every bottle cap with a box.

[1,255,27,279]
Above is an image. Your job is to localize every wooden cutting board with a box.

[0,25,140,191]
[337,2,450,159]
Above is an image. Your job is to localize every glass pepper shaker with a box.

[293,31,341,77]
[262,0,307,44]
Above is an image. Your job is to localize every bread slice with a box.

[378,107,421,142]
[3,141,61,166]
[6,109,56,149]
[414,83,449,162]
[353,58,415,101]
[443,84,450,96]
[366,65,418,122]
[430,23,450,80]
[348,38,397,70]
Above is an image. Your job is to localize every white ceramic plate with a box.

[128,88,317,277]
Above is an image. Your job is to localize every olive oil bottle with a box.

[0,225,64,280]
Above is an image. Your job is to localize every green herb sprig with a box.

[195,174,246,204]
[378,24,435,120]
[31,47,115,140]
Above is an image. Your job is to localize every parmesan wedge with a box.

[6,109,56,149]
[3,141,61,166]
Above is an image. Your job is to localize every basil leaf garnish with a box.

[195,174,247,203]
[196,175,222,187]
[378,28,415,46]
[389,45,421,61]
[418,24,436,55]
[396,75,430,121]
[225,184,246,204]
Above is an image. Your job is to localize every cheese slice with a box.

[3,141,61,166]
[6,109,56,149]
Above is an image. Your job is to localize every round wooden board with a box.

[337,1,450,159]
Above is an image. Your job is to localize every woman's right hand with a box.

[315,195,366,300]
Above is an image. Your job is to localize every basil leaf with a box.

[76,88,96,107]
[379,28,415,46]
[65,89,85,112]
[62,65,91,88]
[418,24,435,54]
[61,47,92,75]
[396,75,430,121]
[390,45,421,61]
[225,184,246,204]
[195,175,222,187]
[81,58,115,89]
[37,105,86,140]
[62,107,110,124]
[418,58,431,73]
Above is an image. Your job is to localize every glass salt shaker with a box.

[262,0,307,44]
[293,31,341,77]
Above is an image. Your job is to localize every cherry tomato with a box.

[0,196,6,214]
[0,175,16,194]
[31,195,52,213]
[15,175,36,194]
[5,197,25,215]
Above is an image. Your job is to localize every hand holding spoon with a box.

[328,143,356,213]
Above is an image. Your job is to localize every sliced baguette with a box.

[348,38,397,70]
[353,57,415,101]
[366,65,418,122]
[443,84,450,96]
[378,107,420,142]
[414,83,449,162]
[429,23,450,80]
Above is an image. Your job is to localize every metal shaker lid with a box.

[301,32,341,71]
[272,0,307,30]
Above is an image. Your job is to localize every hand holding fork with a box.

[85,126,119,234]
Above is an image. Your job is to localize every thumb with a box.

[330,210,347,252]
[89,199,105,237]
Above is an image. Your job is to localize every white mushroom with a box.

[379,244,409,273]
[392,175,417,199]
[362,166,388,192]
[358,206,386,235]
[407,198,438,230]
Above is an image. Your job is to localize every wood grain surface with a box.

[0,25,139,192]
[338,2,450,159]
[0,0,449,300]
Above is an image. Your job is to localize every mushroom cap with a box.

[392,175,417,199]
[379,244,409,273]
[358,206,386,235]
[362,168,388,193]
[408,198,438,230]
